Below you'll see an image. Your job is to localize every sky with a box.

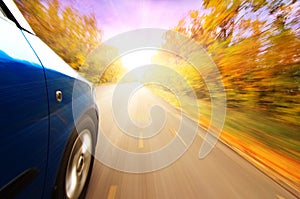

[66,0,202,41]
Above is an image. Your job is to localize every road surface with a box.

[86,83,296,199]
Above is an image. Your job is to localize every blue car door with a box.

[0,6,49,199]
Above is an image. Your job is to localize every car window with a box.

[3,0,34,34]
[0,0,16,24]
[0,6,6,18]
[0,0,34,34]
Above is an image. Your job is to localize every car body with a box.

[0,0,99,198]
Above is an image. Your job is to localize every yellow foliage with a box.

[190,10,198,19]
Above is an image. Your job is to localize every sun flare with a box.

[121,50,157,70]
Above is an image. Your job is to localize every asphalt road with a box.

[86,83,295,199]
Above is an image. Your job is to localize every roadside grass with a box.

[148,85,300,193]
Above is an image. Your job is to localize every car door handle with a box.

[56,90,62,102]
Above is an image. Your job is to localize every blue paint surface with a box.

[0,7,97,199]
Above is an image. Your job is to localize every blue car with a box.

[0,0,99,198]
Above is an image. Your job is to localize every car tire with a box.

[53,116,96,199]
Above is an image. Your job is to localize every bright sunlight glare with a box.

[121,50,157,70]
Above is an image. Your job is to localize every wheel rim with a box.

[65,129,93,199]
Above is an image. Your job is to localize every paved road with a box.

[86,83,295,199]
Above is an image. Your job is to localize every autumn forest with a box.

[15,0,300,193]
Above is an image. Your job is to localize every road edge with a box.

[149,90,300,198]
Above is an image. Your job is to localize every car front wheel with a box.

[54,116,96,199]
